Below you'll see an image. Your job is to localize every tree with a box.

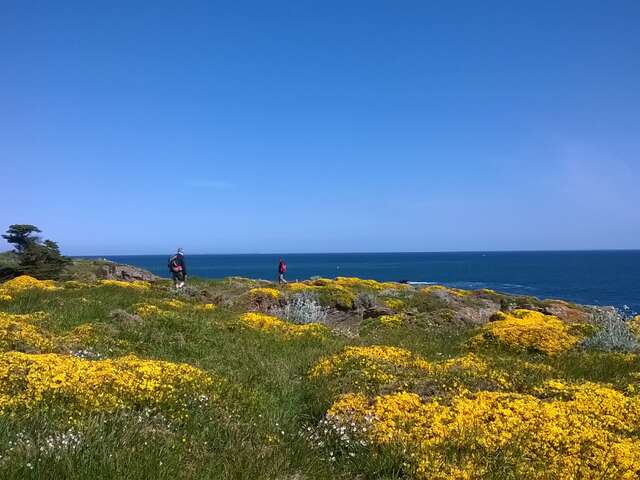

[2,224,42,253]
[2,224,70,279]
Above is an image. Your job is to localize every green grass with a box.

[0,278,638,479]
[0,282,346,479]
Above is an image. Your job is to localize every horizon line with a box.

[71,248,640,257]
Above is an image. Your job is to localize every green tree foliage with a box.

[2,224,42,253]
[2,224,70,279]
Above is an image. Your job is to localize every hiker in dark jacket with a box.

[168,248,187,289]
[278,258,287,284]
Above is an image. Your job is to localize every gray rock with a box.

[453,299,501,326]
[97,262,156,282]
[109,309,144,327]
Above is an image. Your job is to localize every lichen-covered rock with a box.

[98,262,156,282]
[542,300,593,324]
[109,309,144,327]
[453,299,501,326]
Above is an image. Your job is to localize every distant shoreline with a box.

[66,251,640,314]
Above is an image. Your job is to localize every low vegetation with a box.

[1,225,70,280]
[0,272,639,479]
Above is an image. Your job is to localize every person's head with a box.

[177,248,184,256]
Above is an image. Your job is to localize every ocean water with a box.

[96,251,640,313]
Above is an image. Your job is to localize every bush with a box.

[316,285,356,310]
[276,291,328,325]
[354,292,377,310]
[581,309,639,352]
[468,309,581,355]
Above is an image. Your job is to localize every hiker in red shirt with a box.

[278,258,287,284]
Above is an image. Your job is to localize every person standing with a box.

[168,248,187,289]
[278,258,287,284]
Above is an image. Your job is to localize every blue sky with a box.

[1,1,639,254]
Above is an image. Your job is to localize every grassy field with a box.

[1,275,639,479]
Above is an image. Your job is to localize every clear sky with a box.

[1,1,639,255]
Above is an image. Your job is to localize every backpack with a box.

[168,255,183,272]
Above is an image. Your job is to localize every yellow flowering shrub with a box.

[421,353,512,390]
[61,324,100,343]
[479,288,498,295]
[421,284,470,297]
[249,287,281,300]
[376,315,403,328]
[0,275,59,294]
[383,298,405,311]
[310,347,515,395]
[324,385,640,479]
[469,309,581,355]
[240,312,327,338]
[0,352,216,417]
[134,303,167,318]
[58,323,131,354]
[285,282,313,292]
[334,277,407,291]
[98,279,151,290]
[134,299,214,317]
[0,294,11,302]
[309,345,417,384]
[0,312,53,353]
[160,299,188,310]
[316,284,356,309]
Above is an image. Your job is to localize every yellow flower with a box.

[134,303,167,318]
[249,287,281,299]
[65,324,97,341]
[240,312,327,338]
[421,285,470,297]
[377,314,403,328]
[383,298,405,311]
[468,309,581,355]
[160,299,188,310]
[309,345,419,386]
[334,277,408,291]
[0,275,59,294]
[285,282,313,292]
[0,352,217,418]
[0,312,53,352]
[98,279,151,290]
[310,347,514,394]
[324,384,640,479]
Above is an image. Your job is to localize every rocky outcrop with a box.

[97,262,156,282]
[453,299,502,326]
[542,300,593,323]
[60,259,157,283]
[109,309,144,327]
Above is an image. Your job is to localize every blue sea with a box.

[95,251,640,314]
